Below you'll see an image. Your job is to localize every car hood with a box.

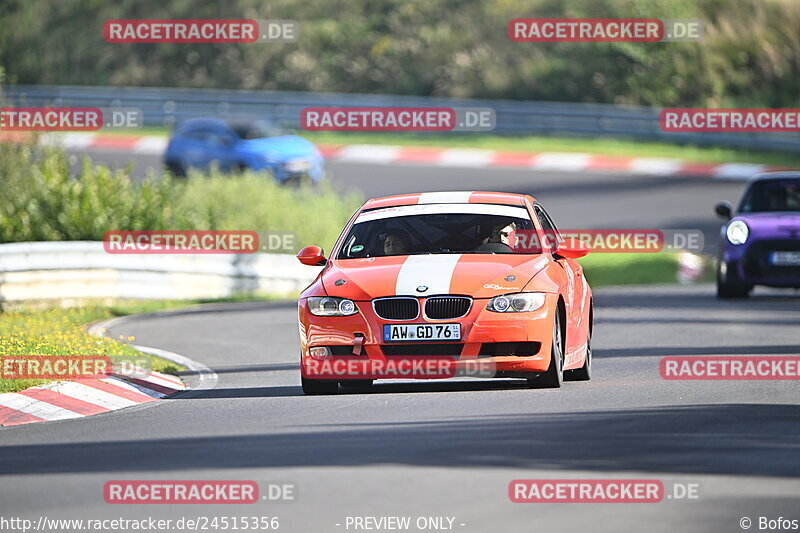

[321,254,550,300]
[733,212,800,240]
[237,135,319,160]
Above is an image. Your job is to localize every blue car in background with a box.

[165,117,324,183]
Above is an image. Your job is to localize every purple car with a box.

[715,172,800,298]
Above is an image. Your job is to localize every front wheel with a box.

[565,337,591,381]
[528,312,564,389]
[165,160,186,177]
[716,263,752,299]
[717,281,752,298]
[283,175,314,188]
[301,376,339,395]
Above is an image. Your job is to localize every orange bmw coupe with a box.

[296,191,593,394]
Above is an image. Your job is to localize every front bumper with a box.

[721,239,800,288]
[298,295,556,380]
[250,157,324,182]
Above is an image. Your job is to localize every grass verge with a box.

[0,304,187,394]
[0,293,298,394]
[580,253,680,287]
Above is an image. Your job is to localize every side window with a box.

[182,128,207,141]
[182,128,225,146]
[203,130,228,146]
[219,125,240,144]
[534,205,561,252]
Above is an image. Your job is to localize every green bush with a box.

[0,142,363,251]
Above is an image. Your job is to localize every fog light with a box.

[309,346,332,360]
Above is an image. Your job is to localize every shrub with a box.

[0,142,363,251]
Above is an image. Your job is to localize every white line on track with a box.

[133,344,218,398]
[89,316,219,398]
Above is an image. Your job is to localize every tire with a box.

[565,337,591,381]
[717,281,752,299]
[283,175,312,188]
[165,161,186,177]
[528,311,564,389]
[716,262,752,299]
[339,379,374,389]
[301,376,339,395]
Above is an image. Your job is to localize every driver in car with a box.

[475,222,516,252]
[383,232,410,256]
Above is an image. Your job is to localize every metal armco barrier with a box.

[0,242,318,305]
[5,84,800,152]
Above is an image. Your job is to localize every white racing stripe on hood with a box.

[396,255,461,295]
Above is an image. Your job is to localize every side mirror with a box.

[715,202,733,220]
[297,245,327,266]
[554,238,589,259]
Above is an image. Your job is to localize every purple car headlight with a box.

[726,220,749,245]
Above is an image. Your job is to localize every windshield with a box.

[739,179,800,213]
[231,120,286,139]
[337,209,538,259]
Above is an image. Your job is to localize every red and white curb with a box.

[0,369,185,426]
[0,317,217,427]
[317,145,791,180]
[1,132,792,180]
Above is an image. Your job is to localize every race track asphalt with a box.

[1,149,798,532]
[1,285,799,532]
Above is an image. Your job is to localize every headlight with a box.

[487,292,546,313]
[307,296,358,316]
[286,159,312,172]
[726,220,749,245]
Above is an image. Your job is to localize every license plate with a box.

[383,323,461,342]
[770,251,800,266]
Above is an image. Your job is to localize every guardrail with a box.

[0,241,318,305]
[5,84,800,152]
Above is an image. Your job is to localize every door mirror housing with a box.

[297,245,327,266]
[554,238,589,259]
[715,201,733,220]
